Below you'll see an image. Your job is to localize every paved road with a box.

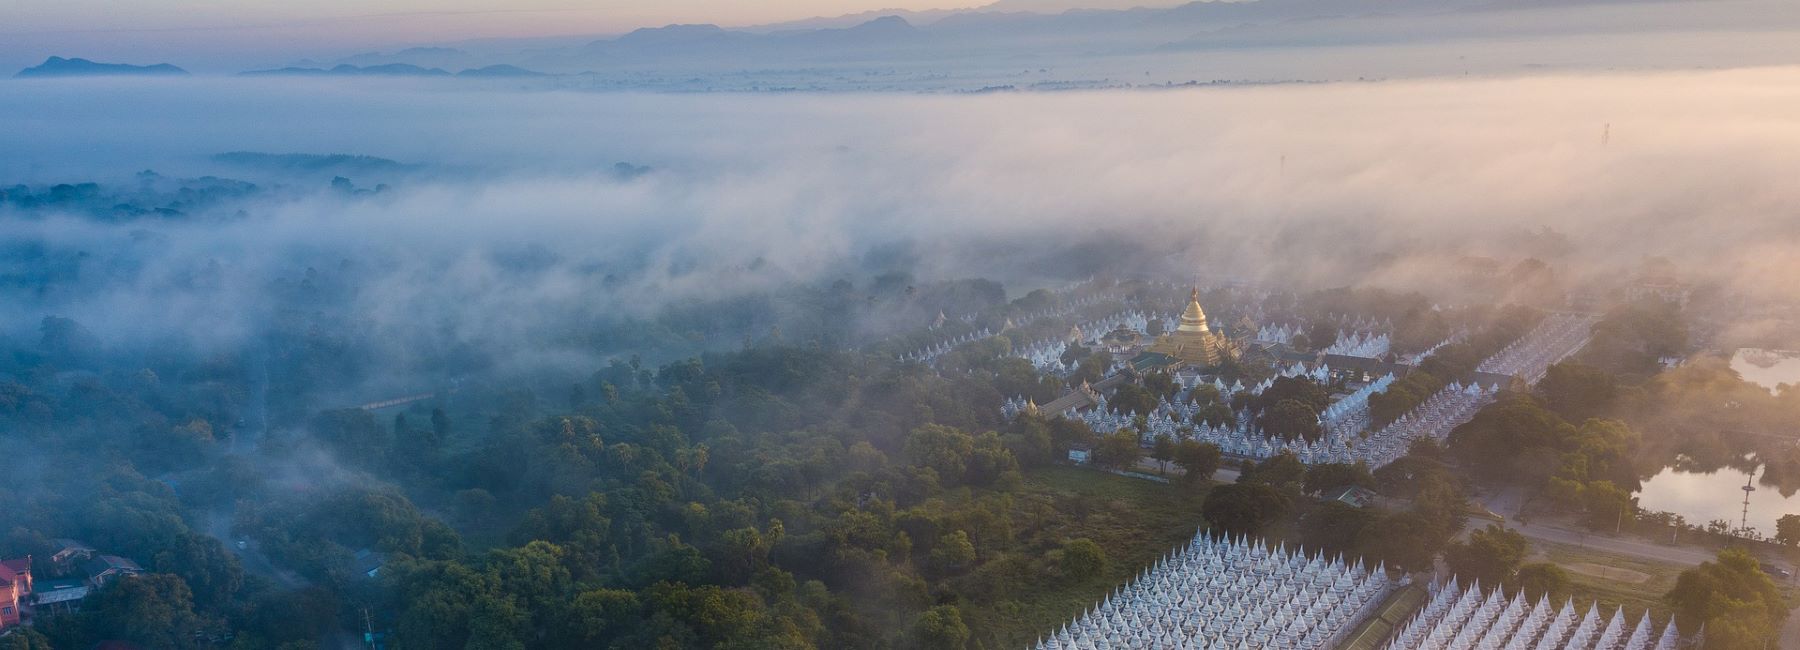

[1476,488,1719,568]
[1506,521,1716,567]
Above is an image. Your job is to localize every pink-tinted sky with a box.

[0,0,1015,69]
[7,1,982,40]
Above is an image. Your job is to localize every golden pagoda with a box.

[1136,288,1236,371]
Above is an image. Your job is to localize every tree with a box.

[1665,548,1787,650]
[0,628,52,650]
[716,527,771,584]
[1092,428,1142,470]
[430,407,451,442]
[1581,480,1634,531]
[1368,384,1420,427]
[1252,377,1330,415]
[1300,501,1375,557]
[1443,525,1529,585]
[1306,321,1338,352]
[905,425,975,479]
[1583,300,1689,377]
[1303,463,1374,496]
[1777,514,1800,547]
[929,530,977,575]
[1193,403,1234,429]
[1150,434,1175,474]
[1354,510,1447,573]
[74,573,209,650]
[569,589,641,645]
[1239,451,1306,491]
[1111,383,1159,418]
[1173,440,1222,485]
[912,605,970,650]
[1060,538,1107,581]
[1142,371,1176,398]
[1069,350,1113,386]
[1264,399,1323,442]
[1514,563,1571,601]
[1202,483,1292,536]
[310,408,391,467]
[1535,362,1618,421]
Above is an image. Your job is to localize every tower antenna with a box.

[1741,473,1756,536]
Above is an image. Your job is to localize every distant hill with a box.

[455,64,547,78]
[980,0,1189,12]
[242,63,544,78]
[242,63,454,77]
[579,16,923,62]
[336,47,473,69]
[15,56,188,78]
[211,152,418,176]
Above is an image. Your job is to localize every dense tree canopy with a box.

[1443,525,1529,586]
[1201,484,1291,536]
[1665,548,1786,650]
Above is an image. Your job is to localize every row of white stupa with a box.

[898,327,994,364]
[1383,576,1682,650]
[1035,532,1686,650]
[1322,373,1396,423]
[1034,533,1394,650]
[1009,308,1167,376]
[900,294,1116,363]
[1254,316,1397,348]
[1003,374,1489,469]
[1000,354,1353,424]
[1346,382,1495,469]
[1401,335,1462,366]
[1476,314,1600,384]
[1018,338,1075,374]
[1318,373,1396,442]
[1325,331,1393,359]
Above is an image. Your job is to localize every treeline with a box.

[320,345,1183,649]
[1446,383,1639,528]
[1190,446,1471,575]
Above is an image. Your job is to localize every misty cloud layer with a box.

[4,69,1800,357]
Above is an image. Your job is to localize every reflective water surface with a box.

[1636,464,1798,535]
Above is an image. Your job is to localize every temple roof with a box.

[1177,288,1209,334]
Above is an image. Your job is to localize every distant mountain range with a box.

[235,0,1488,76]
[15,56,188,78]
[13,0,1728,85]
[576,15,926,62]
[241,63,545,78]
[515,0,1472,70]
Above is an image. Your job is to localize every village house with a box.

[1,557,32,629]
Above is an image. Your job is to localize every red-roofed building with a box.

[1,556,31,629]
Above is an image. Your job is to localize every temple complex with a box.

[1034,533,1393,650]
[1033,532,1687,650]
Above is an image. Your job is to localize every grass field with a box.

[1534,541,1685,616]
[974,466,1213,649]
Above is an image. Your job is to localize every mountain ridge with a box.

[16,56,189,78]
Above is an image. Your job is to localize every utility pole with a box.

[1741,474,1756,538]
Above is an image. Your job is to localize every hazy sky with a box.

[0,0,1006,71]
[6,1,981,38]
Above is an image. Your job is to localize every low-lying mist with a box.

[3,68,1799,366]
